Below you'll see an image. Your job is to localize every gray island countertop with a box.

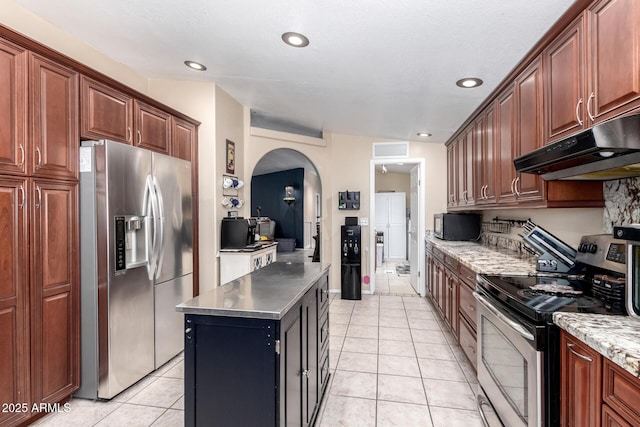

[177,262,331,320]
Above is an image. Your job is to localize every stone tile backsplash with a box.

[603,177,640,233]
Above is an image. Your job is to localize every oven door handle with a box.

[473,291,535,341]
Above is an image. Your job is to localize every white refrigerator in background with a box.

[77,140,192,400]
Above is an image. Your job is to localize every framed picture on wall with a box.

[226,139,235,174]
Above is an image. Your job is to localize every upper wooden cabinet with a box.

[0,39,27,176]
[80,76,133,143]
[457,127,474,206]
[172,116,197,161]
[30,54,79,181]
[545,0,640,143]
[446,144,456,208]
[514,57,545,203]
[134,100,171,155]
[496,86,517,206]
[474,105,497,205]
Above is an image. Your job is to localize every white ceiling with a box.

[15,0,574,145]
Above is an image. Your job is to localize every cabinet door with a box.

[560,330,601,427]
[80,76,133,143]
[30,54,79,180]
[588,0,640,121]
[281,306,302,426]
[0,39,27,176]
[30,180,79,404]
[496,87,517,205]
[515,57,545,202]
[0,178,30,426]
[483,104,497,204]
[544,17,587,143]
[446,144,456,207]
[134,100,171,155]
[172,116,197,161]
[302,287,319,426]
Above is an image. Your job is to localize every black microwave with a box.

[433,213,481,241]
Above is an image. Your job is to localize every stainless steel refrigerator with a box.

[76,140,193,399]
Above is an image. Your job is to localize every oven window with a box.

[482,317,528,423]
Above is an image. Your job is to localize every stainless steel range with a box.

[475,231,626,427]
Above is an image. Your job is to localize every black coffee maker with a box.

[221,217,257,249]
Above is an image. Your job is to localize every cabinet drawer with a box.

[319,350,330,390]
[458,281,477,329]
[318,274,330,311]
[602,403,632,427]
[603,359,640,425]
[433,248,445,263]
[458,316,477,371]
[459,264,477,287]
[444,254,458,272]
[319,310,329,351]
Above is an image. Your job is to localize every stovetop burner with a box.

[477,273,624,322]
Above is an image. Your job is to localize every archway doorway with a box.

[251,148,322,262]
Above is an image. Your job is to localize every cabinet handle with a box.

[510,178,516,195]
[301,369,311,378]
[321,288,328,295]
[35,186,41,208]
[566,343,592,362]
[18,185,25,208]
[18,144,25,167]
[127,127,132,142]
[586,92,595,122]
[514,177,521,196]
[483,185,488,200]
[323,326,329,334]
[36,146,42,169]
[137,130,142,145]
[185,327,192,334]
[576,98,583,126]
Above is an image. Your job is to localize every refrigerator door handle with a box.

[145,175,159,280]
[152,176,165,278]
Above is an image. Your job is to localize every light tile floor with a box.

[35,253,482,426]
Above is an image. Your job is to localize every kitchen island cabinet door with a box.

[30,179,79,406]
[29,54,79,181]
[588,0,640,122]
[560,329,601,427]
[0,39,27,176]
[0,178,30,427]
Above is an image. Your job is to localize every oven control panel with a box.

[576,234,626,274]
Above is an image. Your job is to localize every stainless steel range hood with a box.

[514,113,640,180]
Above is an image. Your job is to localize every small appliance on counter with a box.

[221,217,256,249]
[613,224,640,319]
[433,213,481,241]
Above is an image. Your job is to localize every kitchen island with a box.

[177,261,331,427]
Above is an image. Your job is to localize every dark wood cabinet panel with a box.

[80,76,133,143]
[560,330,601,427]
[588,0,640,121]
[30,54,79,180]
[458,316,477,372]
[602,404,633,427]
[515,57,545,202]
[446,144,456,207]
[602,359,640,425]
[0,39,27,176]
[30,180,79,405]
[544,16,587,143]
[0,178,30,427]
[496,88,517,205]
[172,116,197,161]
[134,100,171,155]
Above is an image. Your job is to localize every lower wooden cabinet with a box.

[560,330,602,427]
[0,178,79,427]
[561,330,640,427]
[184,273,329,427]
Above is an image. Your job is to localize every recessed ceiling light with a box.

[184,60,207,71]
[282,32,310,48]
[417,132,432,137]
[456,78,483,88]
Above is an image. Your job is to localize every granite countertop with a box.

[219,241,278,253]
[426,235,537,275]
[554,313,640,378]
[177,262,330,320]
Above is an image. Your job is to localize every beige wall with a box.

[375,172,411,207]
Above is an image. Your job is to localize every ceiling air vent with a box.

[372,142,409,158]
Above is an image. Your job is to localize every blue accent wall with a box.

[251,168,304,248]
